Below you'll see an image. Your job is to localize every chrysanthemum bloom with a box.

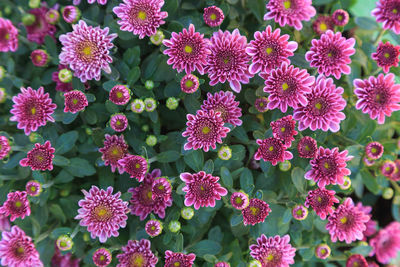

[99,134,128,174]
[109,85,131,105]
[25,7,56,44]
[261,63,314,113]
[203,6,224,27]
[372,41,400,73]
[372,0,400,34]
[45,9,60,24]
[249,234,296,267]
[254,138,293,166]
[292,205,308,220]
[332,9,349,26]
[0,18,18,52]
[151,177,172,201]
[305,187,339,220]
[20,141,55,171]
[56,235,73,251]
[264,0,316,30]
[312,15,335,35]
[306,31,355,79]
[297,136,317,158]
[293,76,347,132]
[356,202,377,238]
[201,91,242,126]
[242,198,271,226]
[215,262,230,267]
[390,159,400,181]
[326,198,370,244]
[0,191,31,222]
[64,90,88,113]
[218,145,232,160]
[145,219,163,237]
[346,254,368,267]
[163,24,210,74]
[93,248,112,267]
[87,0,108,4]
[0,214,10,232]
[59,20,117,82]
[31,49,49,67]
[182,109,230,152]
[75,186,129,243]
[131,99,146,113]
[110,114,128,132]
[0,136,11,160]
[340,176,352,190]
[246,26,298,75]
[62,5,81,24]
[25,180,42,197]
[10,87,57,135]
[51,245,80,267]
[365,142,384,160]
[52,65,73,92]
[0,226,43,267]
[118,154,148,181]
[315,244,331,259]
[180,171,228,210]
[204,29,253,93]
[364,157,376,167]
[381,160,397,177]
[165,250,196,267]
[180,74,200,94]
[144,98,157,112]
[270,115,298,147]
[113,0,167,39]
[117,239,158,267]
[255,97,269,113]
[369,221,400,264]
[231,192,250,210]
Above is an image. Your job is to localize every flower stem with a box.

[374,28,386,46]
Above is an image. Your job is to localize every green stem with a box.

[391,180,400,194]
[70,224,80,239]
[374,28,386,46]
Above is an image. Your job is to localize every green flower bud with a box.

[0,66,6,81]
[181,207,194,220]
[29,0,41,8]
[218,145,232,160]
[339,176,351,190]
[145,80,154,90]
[150,30,165,45]
[28,132,41,143]
[0,88,6,103]
[168,220,181,233]
[56,235,73,251]
[22,14,36,26]
[58,68,73,83]
[131,99,145,113]
[383,187,394,199]
[142,125,149,132]
[279,160,291,171]
[144,98,157,112]
[166,97,179,110]
[146,135,157,147]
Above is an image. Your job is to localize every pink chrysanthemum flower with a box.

[10,87,57,135]
[372,41,400,73]
[113,0,168,39]
[145,219,162,237]
[109,85,131,105]
[0,214,10,232]
[254,138,293,166]
[364,157,376,167]
[180,171,228,210]
[165,250,196,267]
[381,160,397,177]
[0,191,31,222]
[117,239,158,267]
[332,9,349,26]
[246,26,298,75]
[31,49,49,67]
[356,202,377,238]
[163,24,210,74]
[255,97,269,113]
[365,141,384,160]
[62,5,81,24]
[204,29,253,93]
[0,18,18,52]
[306,31,355,79]
[51,245,80,267]
[87,0,108,4]
[315,244,331,259]
[64,90,88,113]
[201,91,242,126]
[297,136,317,158]
[128,169,173,220]
[346,255,368,267]
[93,248,112,267]
[242,198,271,226]
[0,136,11,160]
[270,115,298,147]
[151,177,172,202]
[305,188,339,220]
[203,6,224,27]
[0,226,43,267]
[354,73,400,124]
[305,146,353,188]
[249,234,296,267]
[25,180,42,197]
[180,74,200,94]
[264,0,316,30]
[261,63,314,113]
[52,65,74,93]
[110,114,128,132]
[45,9,60,25]
[118,154,148,181]
[182,109,230,152]
[369,221,400,264]
[20,141,55,171]
[25,7,56,44]
[292,205,308,220]
[75,186,129,243]
[215,262,230,267]
[99,134,129,174]
[390,159,400,181]
[59,20,117,82]
[326,198,370,244]
[230,191,250,210]
[313,15,335,35]
[293,76,347,132]
[372,0,400,34]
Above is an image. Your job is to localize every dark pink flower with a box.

[25,7,56,44]
[354,73,400,124]
[52,65,74,93]
[204,29,253,93]
[346,255,368,267]
[0,226,43,267]
[62,5,80,24]
[203,6,224,27]
[113,0,168,39]
[165,250,196,267]
[109,85,131,105]
[20,141,55,171]
[215,262,230,267]
[0,191,30,222]
[230,191,249,210]
[242,198,271,226]
[0,214,10,232]
[365,141,384,160]
[372,0,400,34]
[261,63,314,113]
[292,205,308,220]
[99,134,129,174]
[117,239,158,267]
[306,31,355,79]
[0,136,11,160]
[297,136,317,158]
[369,221,400,264]
[332,9,349,26]
[315,244,331,259]
[390,159,400,181]
[305,188,339,220]
[254,138,293,166]
[64,90,88,113]
[151,177,172,202]
[118,154,148,181]
[93,248,112,267]
[246,26,298,75]
[264,0,316,30]
[255,97,269,113]
[25,180,42,197]
[372,41,400,73]
[180,171,228,210]
[51,245,80,267]
[249,234,296,267]
[381,160,396,177]
[0,18,18,52]
[270,115,298,147]
[31,49,49,67]
[110,114,128,132]
[10,87,57,135]
[87,0,108,4]
[145,219,162,237]
[201,91,242,126]
[356,202,377,238]
[180,74,200,94]
[75,186,129,243]
[312,15,335,35]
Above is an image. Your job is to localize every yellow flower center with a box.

[174,262,181,267]
[31,107,37,115]
[130,253,145,267]
[135,163,141,169]
[100,255,105,261]
[82,46,92,56]
[371,147,377,153]
[384,52,390,58]
[16,246,24,255]
[319,23,327,31]
[305,145,310,151]
[269,146,274,151]
[137,11,147,20]
[282,82,289,91]
[280,127,286,132]
[112,148,119,155]
[185,80,193,88]
[235,197,243,204]
[60,241,67,248]
[36,155,44,162]
[4,33,10,40]
[320,248,326,254]
[340,216,348,224]
[223,57,229,64]
[184,45,193,53]
[147,191,152,199]
[283,0,291,9]
[296,209,303,216]
[202,126,211,134]
[259,102,264,107]
[250,206,259,215]
[324,162,330,169]
[393,8,398,14]
[116,91,123,98]
[317,196,322,203]
[30,186,37,192]
[200,185,205,191]
[158,184,164,190]
[72,98,78,105]
[315,102,322,110]
[135,104,141,109]
[327,52,332,57]
[376,94,381,100]
[266,253,274,261]
[116,120,121,126]
[210,13,217,21]
[337,15,343,21]
[96,207,108,217]
[266,47,273,55]
[15,201,22,208]
[35,55,43,62]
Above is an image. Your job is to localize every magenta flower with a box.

[292,205,308,220]
[270,115,298,147]
[201,91,242,126]
[293,76,347,132]
[0,214,10,232]
[163,24,210,74]
[365,141,384,160]
[332,9,349,26]
[0,18,18,52]
[372,41,400,73]
[31,49,49,67]
[312,15,335,35]
[0,191,30,222]
[99,134,129,174]
[75,186,129,243]
[215,262,230,267]
[255,97,269,113]
[306,31,355,79]
[356,202,377,238]
[180,74,200,94]
[369,221,400,264]
[261,63,314,113]
[204,29,253,93]
[305,146,353,188]
[26,180,42,197]
[145,219,162,237]
[113,0,167,39]
[297,136,317,158]
[390,159,400,181]
[64,90,88,113]
[151,177,172,202]
[0,226,43,267]
[20,141,55,171]
[62,5,80,24]
[110,114,128,132]
[59,20,117,82]
[315,244,331,259]
[87,0,108,4]
[242,198,271,226]
[180,171,228,210]
[109,85,131,105]
[254,138,293,166]
[10,86,57,135]
[381,160,396,177]
[372,0,400,34]
[354,73,400,124]
[0,136,11,160]
[93,248,112,267]
[52,65,74,93]
[346,255,368,267]
[326,198,370,244]
[165,250,196,267]
[118,154,148,181]
[305,188,339,220]
[25,7,56,44]
[203,6,224,27]
[230,191,249,210]
[51,245,80,267]
[264,0,316,30]
[249,234,296,267]
[117,239,158,267]
[246,26,298,75]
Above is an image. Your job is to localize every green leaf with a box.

[190,240,222,257]
[291,167,306,193]
[355,17,379,30]
[123,46,140,66]
[361,169,380,194]
[49,204,66,223]
[127,66,141,86]
[240,168,254,194]
[55,131,78,154]
[203,159,214,174]
[65,158,96,177]
[248,0,265,23]
[50,227,72,239]
[62,112,79,125]
[54,170,74,184]
[52,155,70,166]
[350,245,372,256]
[156,151,180,163]
[103,80,118,92]
[184,150,204,172]
[220,167,233,188]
